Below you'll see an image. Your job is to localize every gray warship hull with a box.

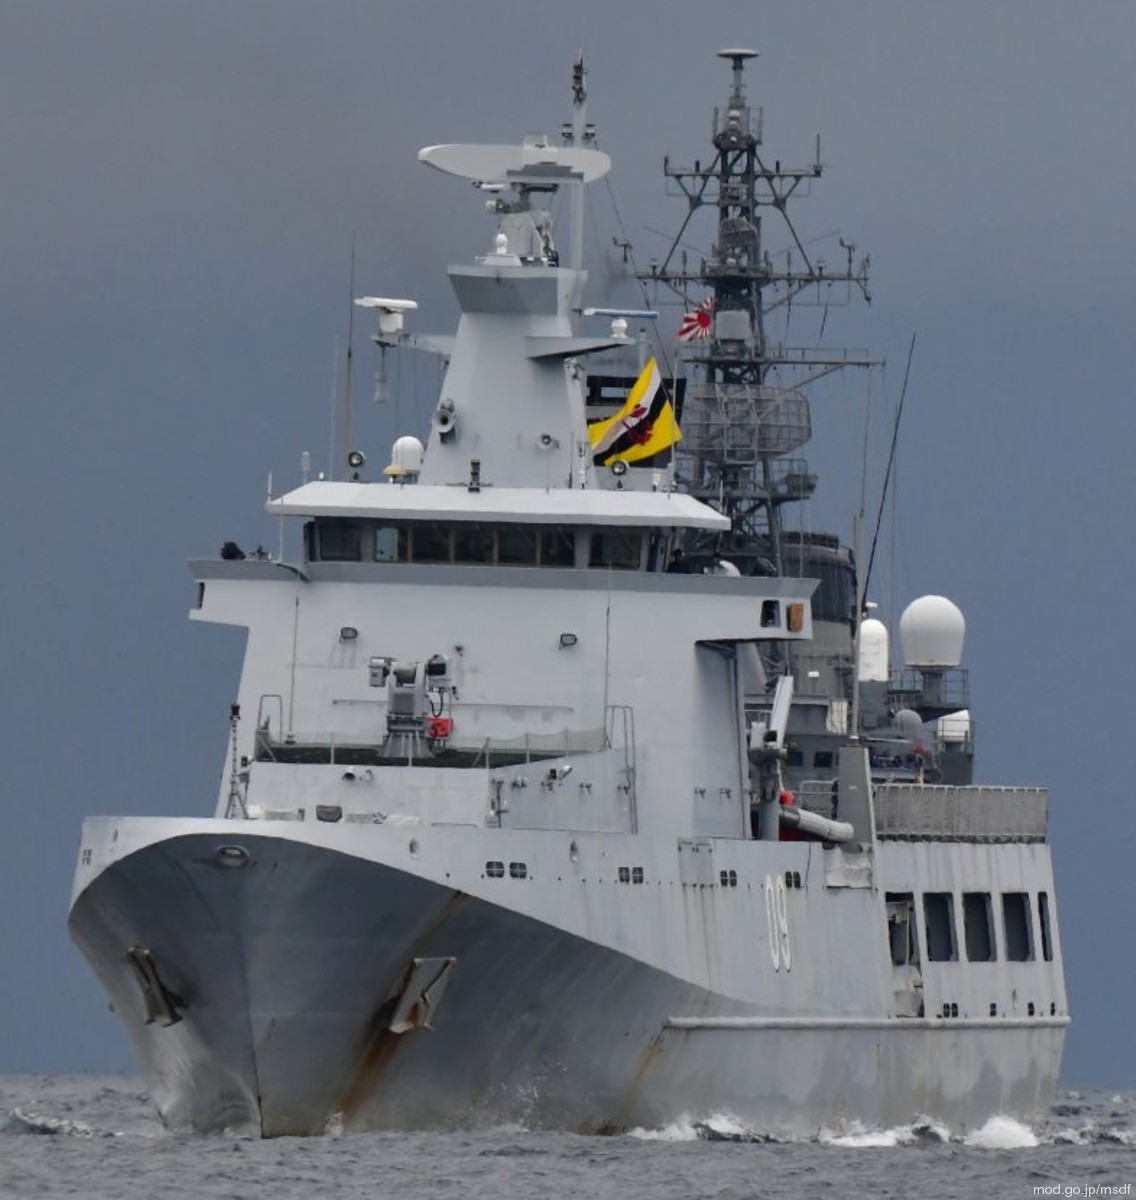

[70,816,1066,1136]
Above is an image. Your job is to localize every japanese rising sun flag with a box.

[676,296,714,342]
[587,357,682,466]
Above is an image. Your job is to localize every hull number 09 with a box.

[764,874,792,971]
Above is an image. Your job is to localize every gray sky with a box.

[2,0,1133,1088]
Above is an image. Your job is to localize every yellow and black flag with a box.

[587,358,682,467]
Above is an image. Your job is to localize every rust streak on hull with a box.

[336,890,469,1124]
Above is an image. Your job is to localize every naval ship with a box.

[69,51,1067,1137]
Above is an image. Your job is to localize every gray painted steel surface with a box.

[70,823,1065,1135]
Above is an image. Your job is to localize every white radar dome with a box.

[858,618,889,682]
[893,709,924,740]
[899,595,965,668]
[385,435,425,479]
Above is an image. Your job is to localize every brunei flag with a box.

[587,357,682,467]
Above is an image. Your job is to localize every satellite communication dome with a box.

[385,435,425,479]
[899,595,965,668]
[893,709,924,740]
[858,618,889,682]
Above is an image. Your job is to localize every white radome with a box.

[858,618,889,682]
[899,595,966,668]
[385,435,425,479]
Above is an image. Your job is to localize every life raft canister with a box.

[779,788,806,841]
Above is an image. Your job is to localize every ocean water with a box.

[1,1075,1132,1200]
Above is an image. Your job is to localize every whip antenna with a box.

[864,332,916,599]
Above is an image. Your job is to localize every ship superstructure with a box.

[69,52,1066,1138]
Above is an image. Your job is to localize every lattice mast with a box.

[642,49,872,572]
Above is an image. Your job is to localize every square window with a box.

[1038,891,1054,962]
[1002,892,1034,962]
[411,524,451,563]
[923,892,958,962]
[886,893,918,967]
[963,892,996,962]
[497,527,538,565]
[540,529,575,567]
[589,531,643,570]
[454,525,494,564]
[319,522,362,561]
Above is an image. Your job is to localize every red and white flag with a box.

[676,296,714,342]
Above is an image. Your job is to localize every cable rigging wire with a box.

[598,170,674,378]
[864,332,916,603]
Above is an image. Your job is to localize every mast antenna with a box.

[639,48,876,582]
[717,47,758,101]
[562,51,593,272]
[327,335,339,479]
[343,233,357,480]
[864,332,917,599]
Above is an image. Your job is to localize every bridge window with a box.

[410,523,452,563]
[497,526,538,565]
[308,519,665,570]
[454,524,494,564]
[647,532,672,572]
[540,529,575,567]
[317,520,364,561]
[589,530,644,570]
